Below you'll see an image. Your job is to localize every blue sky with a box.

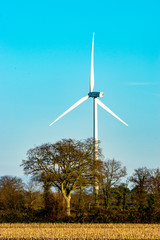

[0,0,160,180]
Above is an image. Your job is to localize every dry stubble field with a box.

[0,223,160,239]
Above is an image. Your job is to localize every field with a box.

[0,223,160,239]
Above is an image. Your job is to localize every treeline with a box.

[0,138,160,223]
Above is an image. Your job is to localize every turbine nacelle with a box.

[88,91,103,98]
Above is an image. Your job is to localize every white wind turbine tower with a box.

[49,33,128,204]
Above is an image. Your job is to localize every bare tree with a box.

[129,167,152,209]
[150,168,160,211]
[100,159,127,209]
[21,138,101,216]
[24,181,43,211]
[0,176,24,211]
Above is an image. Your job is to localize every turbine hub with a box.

[88,91,103,98]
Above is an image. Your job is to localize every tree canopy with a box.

[21,138,102,215]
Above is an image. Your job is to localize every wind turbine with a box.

[49,33,128,203]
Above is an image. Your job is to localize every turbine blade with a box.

[90,32,94,92]
[97,99,128,126]
[49,96,89,126]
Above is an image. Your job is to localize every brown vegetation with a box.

[0,223,160,239]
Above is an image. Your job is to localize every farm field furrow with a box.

[0,223,160,239]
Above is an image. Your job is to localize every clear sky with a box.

[0,0,160,180]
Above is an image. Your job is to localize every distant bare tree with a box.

[129,167,151,209]
[24,181,43,211]
[0,176,24,211]
[100,159,127,209]
[150,168,160,211]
